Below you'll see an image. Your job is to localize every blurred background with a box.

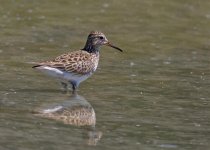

[0,0,210,150]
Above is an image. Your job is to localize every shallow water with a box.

[1,0,210,150]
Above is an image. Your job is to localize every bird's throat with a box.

[82,43,100,53]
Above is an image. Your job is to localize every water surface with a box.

[0,0,210,150]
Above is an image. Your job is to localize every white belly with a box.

[35,66,92,84]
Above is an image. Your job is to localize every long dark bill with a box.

[106,42,123,52]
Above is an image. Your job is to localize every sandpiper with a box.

[32,31,123,92]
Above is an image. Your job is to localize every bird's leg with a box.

[70,81,78,94]
[72,84,77,94]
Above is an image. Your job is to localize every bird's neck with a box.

[82,42,100,54]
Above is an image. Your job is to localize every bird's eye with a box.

[99,36,104,39]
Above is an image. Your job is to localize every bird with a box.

[32,31,123,93]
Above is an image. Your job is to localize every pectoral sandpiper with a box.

[32,31,123,92]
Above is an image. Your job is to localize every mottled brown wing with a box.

[63,51,98,75]
[35,50,98,75]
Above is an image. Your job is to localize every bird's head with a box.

[83,31,123,53]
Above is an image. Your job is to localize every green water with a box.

[1,0,210,150]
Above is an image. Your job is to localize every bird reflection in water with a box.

[34,93,102,146]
